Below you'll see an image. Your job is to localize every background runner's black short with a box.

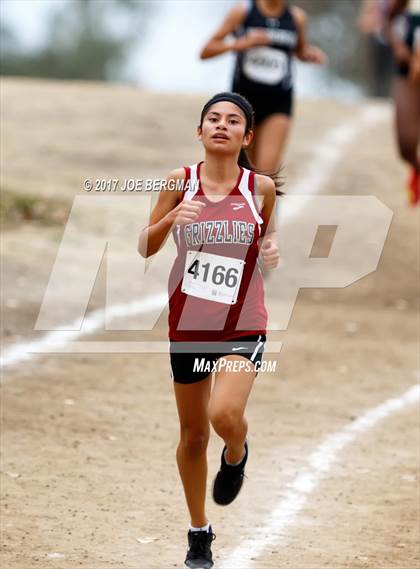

[232,80,294,123]
[169,334,266,384]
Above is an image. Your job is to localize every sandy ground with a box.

[1,78,419,569]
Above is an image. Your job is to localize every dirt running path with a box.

[1,79,419,569]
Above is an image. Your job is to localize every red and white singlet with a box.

[168,161,268,342]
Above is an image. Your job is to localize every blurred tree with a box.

[0,0,150,81]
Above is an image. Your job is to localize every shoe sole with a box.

[212,476,244,505]
[212,440,248,505]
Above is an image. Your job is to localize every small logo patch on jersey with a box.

[231,346,247,351]
[231,202,245,210]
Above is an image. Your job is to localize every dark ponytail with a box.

[200,92,284,196]
[238,147,284,197]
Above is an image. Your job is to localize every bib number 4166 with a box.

[187,259,239,288]
[182,250,245,305]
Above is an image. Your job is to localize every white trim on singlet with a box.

[185,163,200,201]
[238,168,264,225]
[175,225,181,247]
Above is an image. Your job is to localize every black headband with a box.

[200,92,254,130]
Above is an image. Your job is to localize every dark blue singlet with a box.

[394,8,420,77]
[232,0,298,123]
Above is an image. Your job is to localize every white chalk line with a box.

[220,382,420,569]
[1,104,389,370]
[1,295,167,370]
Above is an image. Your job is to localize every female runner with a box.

[200,0,326,173]
[386,0,420,204]
[138,92,280,568]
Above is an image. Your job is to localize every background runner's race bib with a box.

[243,47,288,85]
[181,250,245,305]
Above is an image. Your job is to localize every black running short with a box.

[169,334,266,384]
[232,80,294,123]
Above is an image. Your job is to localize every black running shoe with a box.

[184,526,216,569]
[212,440,248,506]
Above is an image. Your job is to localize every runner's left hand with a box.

[260,239,279,269]
[303,45,328,64]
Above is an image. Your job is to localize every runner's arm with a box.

[255,175,280,269]
[137,169,184,258]
[409,38,420,82]
[291,6,327,64]
[358,0,381,35]
[138,170,206,257]
[388,0,409,20]
[385,1,412,62]
[200,3,268,59]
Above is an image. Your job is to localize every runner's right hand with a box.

[235,29,271,51]
[167,200,206,226]
[393,42,411,64]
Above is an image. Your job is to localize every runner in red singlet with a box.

[138,92,280,568]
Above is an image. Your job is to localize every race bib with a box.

[181,250,245,305]
[243,47,288,85]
